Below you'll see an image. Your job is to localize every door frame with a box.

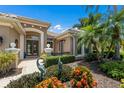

[26,39,39,57]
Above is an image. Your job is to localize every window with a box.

[59,40,64,54]
[15,39,19,48]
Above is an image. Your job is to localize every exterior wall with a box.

[0,25,20,51]
[54,36,72,54]
[63,37,71,53]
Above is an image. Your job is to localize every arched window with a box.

[15,39,18,48]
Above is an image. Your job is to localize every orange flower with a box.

[35,77,66,88]
[76,81,82,88]
[70,79,75,86]
[92,80,97,87]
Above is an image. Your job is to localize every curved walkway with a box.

[0,59,39,88]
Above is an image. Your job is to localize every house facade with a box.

[0,13,85,59]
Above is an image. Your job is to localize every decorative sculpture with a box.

[36,58,46,80]
[44,44,53,56]
[58,57,63,79]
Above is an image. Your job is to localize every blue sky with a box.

[0,5,122,33]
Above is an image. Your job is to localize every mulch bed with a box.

[67,60,121,88]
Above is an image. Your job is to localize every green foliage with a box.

[76,9,124,61]
[84,53,98,62]
[120,51,124,59]
[120,79,124,88]
[103,51,115,58]
[100,61,124,80]
[0,52,16,75]
[45,55,75,67]
[45,65,72,82]
[6,72,41,88]
[40,51,47,62]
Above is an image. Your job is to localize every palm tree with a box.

[77,13,108,60]
[84,5,124,13]
[106,9,124,60]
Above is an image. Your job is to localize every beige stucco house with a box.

[0,13,85,59]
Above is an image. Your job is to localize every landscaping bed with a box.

[67,60,121,88]
[0,52,16,76]
[100,61,124,80]
[6,65,96,88]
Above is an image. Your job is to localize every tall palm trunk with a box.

[113,28,120,60]
[114,41,120,60]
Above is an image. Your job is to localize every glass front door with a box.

[26,40,39,56]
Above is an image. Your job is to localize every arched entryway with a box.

[24,28,44,58]
[26,32,40,57]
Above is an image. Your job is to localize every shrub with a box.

[0,52,16,75]
[120,79,124,88]
[84,53,98,62]
[103,51,124,60]
[100,61,124,80]
[35,77,66,88]
[103,51,115,59]
[40,51,47,61]
[6,72,41,88]
[45,55,75,67]
[70,66,97,88]
[45,65,72,82]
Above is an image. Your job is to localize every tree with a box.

[76,9,124,61]
[84,5,124,13]
[106,10,124,60]
[77,13,110,61]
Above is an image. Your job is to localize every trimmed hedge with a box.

[6,72,41,88]
[45,55,75,67]
[0,52,16,75]
[100,61,124,80]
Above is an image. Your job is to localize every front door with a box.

[26,40,39,56]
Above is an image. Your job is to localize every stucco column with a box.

[20,34,24,59]
[40,32,44,53]
[72,36,76,56]
[81,44,85,56]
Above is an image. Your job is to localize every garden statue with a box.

[58,57,63,79]
[36,58,46,80]
[44,44,53,56]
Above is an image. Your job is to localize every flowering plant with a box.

[35,77,66,88]
[70,66,97,88]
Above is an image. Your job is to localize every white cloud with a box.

[49,24,63,33]
[53,25,62,30]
